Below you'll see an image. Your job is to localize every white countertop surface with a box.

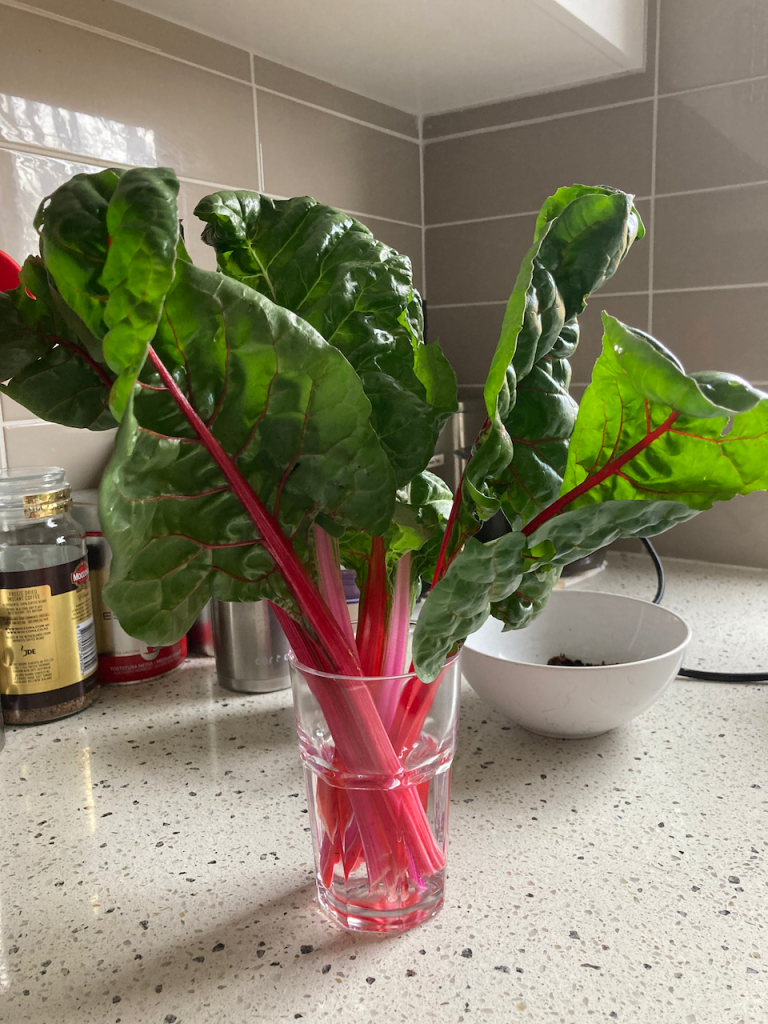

[1,551,767,1024]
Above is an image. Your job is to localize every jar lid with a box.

[0,467,72,519]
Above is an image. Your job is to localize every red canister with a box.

[72,491,186,685]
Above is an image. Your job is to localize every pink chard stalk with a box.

[3,170,768,915]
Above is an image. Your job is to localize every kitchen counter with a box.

[1,552,766,1024]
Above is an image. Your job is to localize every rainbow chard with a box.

[2,167,768,908]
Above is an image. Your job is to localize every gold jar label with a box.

[22,488,72,520]
[0,557,97,697]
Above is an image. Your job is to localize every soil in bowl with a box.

[547,654,615,667]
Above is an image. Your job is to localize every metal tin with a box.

[211,599,290,693]
[72,491,186,685]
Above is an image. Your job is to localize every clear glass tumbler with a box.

[289,650,461,933]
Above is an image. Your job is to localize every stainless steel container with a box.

[211,599,291,693]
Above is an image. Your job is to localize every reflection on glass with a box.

[0,93,157,166]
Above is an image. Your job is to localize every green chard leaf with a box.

[562,314,768,510]
[36,166,181,420]
[193,191,457,486]
[0,257,115,429]
[102,260,395,645]
[432,185,644,596]
[412,531,528,681]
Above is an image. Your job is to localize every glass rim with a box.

[287,647,460,682]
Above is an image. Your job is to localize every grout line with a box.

[0,402,7,468]
[430,291,648,310]
[423,76,768,149]
[423,96,652,144]
[3,418,46,429]
[647,0,661,334]
[250,54,265,192]
[654,282,768,294]
[430,283,768,311]
[0,0,251,86]
[339,208,422,229]
[426,209,539,229]
[418,115,427,298]
[253,84,419,143]
[655,179,768,200]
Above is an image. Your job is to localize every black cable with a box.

[640,536,768,682]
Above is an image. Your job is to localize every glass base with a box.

[316,875,444,933]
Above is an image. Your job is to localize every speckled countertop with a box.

[1,552,767,1024]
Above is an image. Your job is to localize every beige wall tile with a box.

[427,304,504,386]
[570,292,650,384]
[615,493,768,569]
[656,82,768,195]
[654,187,768,291]
[258,91,420,224]
[262,90,423,224]
[0,148,101,265]
[22,0,251,81]
[4,424,116,489]
[659,0,768,94]
[356,216,423,296]
[424,0,657,139]
[0,6,258,187]
[252,55,417,138]
[177,180,220,273]
[426,199,649,307]
[652,287,768,383]
[424,100,653,224]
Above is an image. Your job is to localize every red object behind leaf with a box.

[0,251,21,292]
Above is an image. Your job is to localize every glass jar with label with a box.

[0,467,98,725]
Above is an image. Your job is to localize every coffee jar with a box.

[0,467,98,725]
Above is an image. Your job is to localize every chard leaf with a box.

[436,186,643,573]
[562,314,768,510]
[194,191,456,485]
[339,471,453,590]
[35,168,121,337]
[525,499,699,566]
[0,257,115,429]
[412,531,528,682]
[101,168,180,418]
[489,566,562,632]
[102,260,395,645]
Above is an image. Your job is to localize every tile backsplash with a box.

[0,0,765,567]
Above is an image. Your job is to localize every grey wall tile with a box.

[427,304,504,386]
[426,199,649,306]
[4,424,116,489]
[654,186,768,291]
[616,493,768,569]
[425,100,653,224]
[659,0,768,94]
[258,91,421,224]
[0,6,258,187]
[252,55,417,137]
[424,0,657,139]
[656,81,768,195]
[652,287,768,383]
[21,0,251,81]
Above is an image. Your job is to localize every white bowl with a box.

[462,590,691,738]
